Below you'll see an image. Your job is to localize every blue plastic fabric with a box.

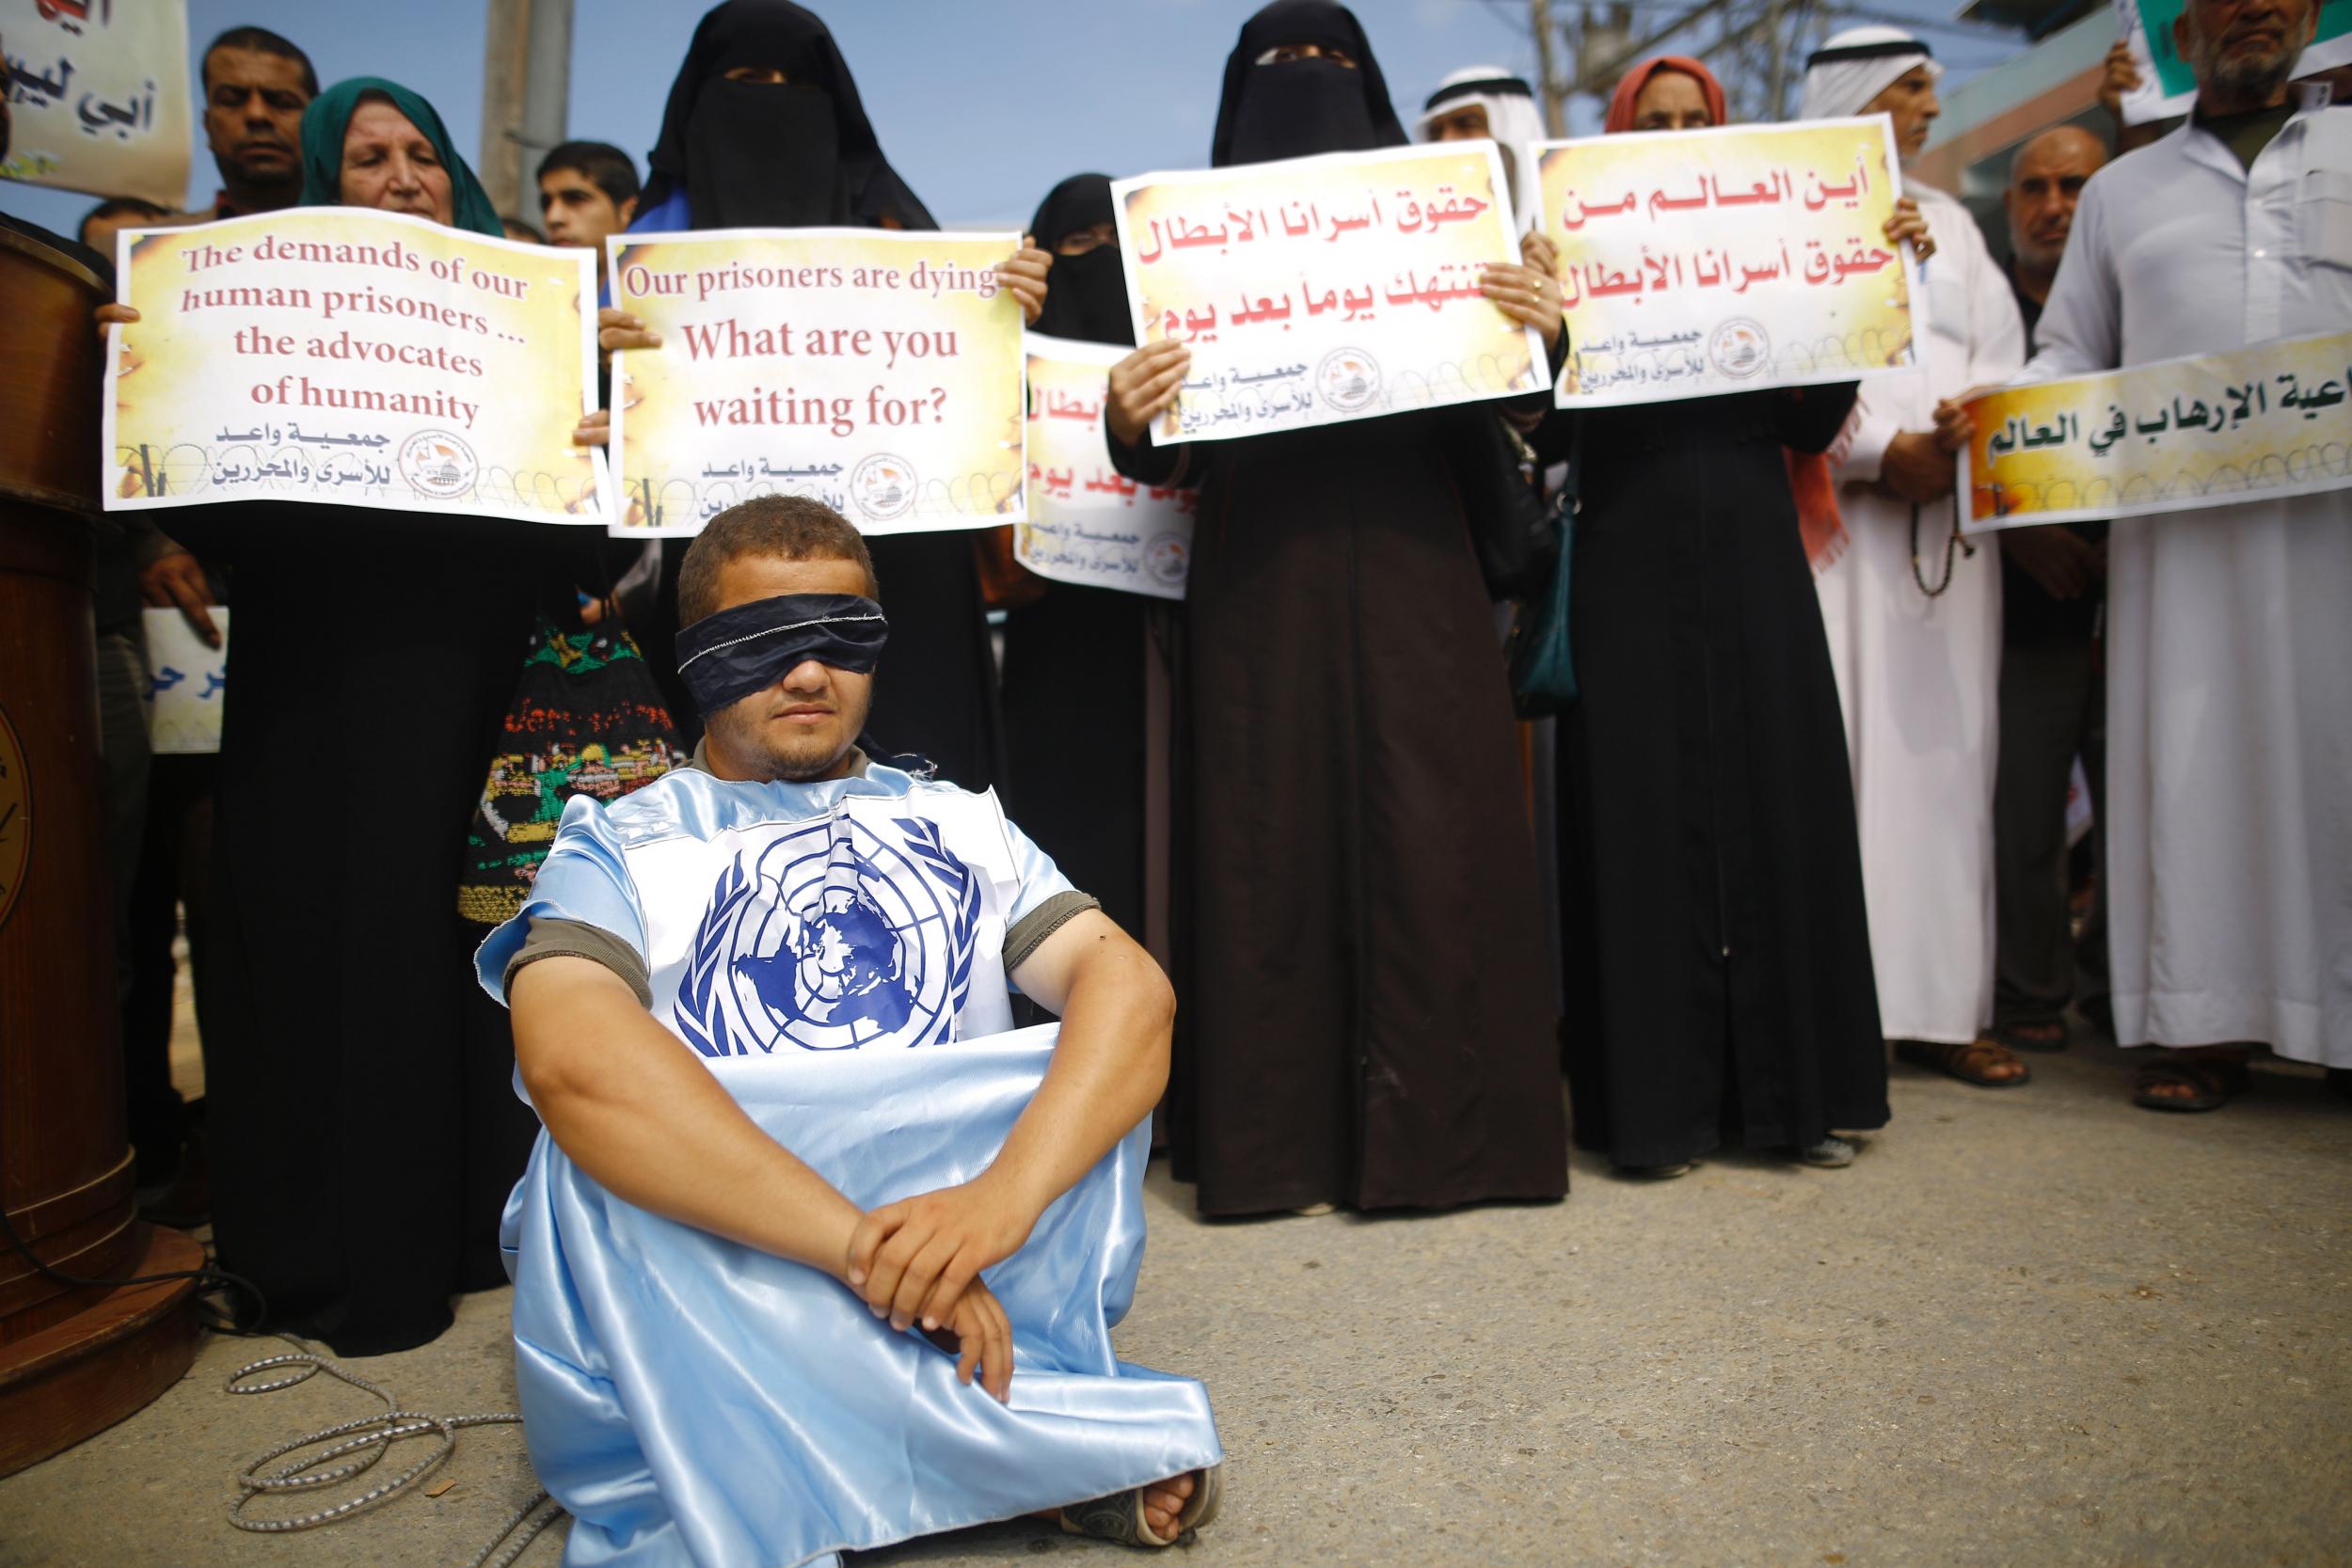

[502,1029,1220,1568]
[479,765,1220,1566]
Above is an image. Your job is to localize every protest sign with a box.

[1017,335,1192,600]
[104,209,606,525]
[1534,117,1921,407]
[1111,142,1545,444]
[1,0,191,207]
[1957,331,2352,532]
[2114,0,2352,126]
[140,607,227,754]
[606,228,1026,536]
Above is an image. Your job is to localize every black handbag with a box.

[1449,408,1560,601]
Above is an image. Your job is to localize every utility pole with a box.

[1528,0,1569,137]
[1765,0,1789,122]
[479,0,574,221]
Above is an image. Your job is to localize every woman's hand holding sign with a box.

[1480,229,1565,353]
[1105,340,1193,447]
[995,237,1052,326]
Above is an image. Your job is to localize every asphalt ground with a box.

[4,1032,2346,1567]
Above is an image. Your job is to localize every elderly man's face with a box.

[1427,103,1490,141]
[1864,65,1940,162]
[2005,130,2106,271]
[2176,0,2319,103]
[203,46,310,194]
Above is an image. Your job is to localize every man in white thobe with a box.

[1967,0,2352,1103]
[1798,27,2031,1084]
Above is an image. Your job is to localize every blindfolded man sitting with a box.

[478,496,1222,1566]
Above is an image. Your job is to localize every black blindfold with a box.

[675,592,888,716]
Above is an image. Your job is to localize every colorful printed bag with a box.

[458,619,689,926]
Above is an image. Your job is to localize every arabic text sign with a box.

[1537,118,1918,407]
[141,606,227,754]
[2116,0,2352,126]
[608,229,1026,537]
[105,209,607,525]
[1,0,191,207]
[1019,336,1192,600]
[1958,331,2352,532]
[1112,142,1546,445]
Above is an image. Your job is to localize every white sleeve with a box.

[1965,225,2028,387]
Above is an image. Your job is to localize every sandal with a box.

[1895,1037,2030,1088]
[1615,1161,1695,1180]
[2132,1056,2249,1113]
[1060,1465,1223,1548]
[1990,1019,2069,1053]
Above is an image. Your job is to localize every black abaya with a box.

[1112,414,1565,1214]
[1548,388,1888,1167]
[179,505,549,1352]
[1106,0,1565,1214]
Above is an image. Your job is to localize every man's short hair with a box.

[79,196,170,245]
[677,497,880,626]
[202,26,319,98]
[539,140,642,209]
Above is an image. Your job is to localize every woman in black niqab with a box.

[635,0,932,230]
[1026,174,1127,347]
[1211,0,1406,166]
[1104,0,1568,1216]
[622,2,1009,792]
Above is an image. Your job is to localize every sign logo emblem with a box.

[1708,318,1771,380]
[1145,531,1189,589]
[850,453,917,522]
[398,430,478,499]
[675,814,979,1056]
[1316,348,1382,414]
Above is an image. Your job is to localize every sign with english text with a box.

[607,229,1027,536]
[104,209,608,524]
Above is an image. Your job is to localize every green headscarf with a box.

[299,77,504,238]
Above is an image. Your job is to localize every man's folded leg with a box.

[501,1028,1223,1568]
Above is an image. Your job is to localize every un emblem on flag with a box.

[675,815,980,1056]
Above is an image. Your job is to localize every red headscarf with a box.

[1602,55,1848,574]
[1602,55,1725,135]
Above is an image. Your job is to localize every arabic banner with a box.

[2,0,191,208]
[141,606,227,754]
[2114,0,2352,126]
[104,209,608,525]
[1018,335,1192,600]
[1111,142,1546,445]
[1957,331,2352,532]
[607,228,1026,536]
[1534,117,1920,408]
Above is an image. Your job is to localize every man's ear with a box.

[619,195,639,230]
[2172,10,2194,65]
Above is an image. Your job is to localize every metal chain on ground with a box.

[225,1334,563,1565]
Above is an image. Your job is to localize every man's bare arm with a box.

[511,956,866,1277]
[846,911,1174,1330]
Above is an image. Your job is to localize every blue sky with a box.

[3,0,2025,238]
